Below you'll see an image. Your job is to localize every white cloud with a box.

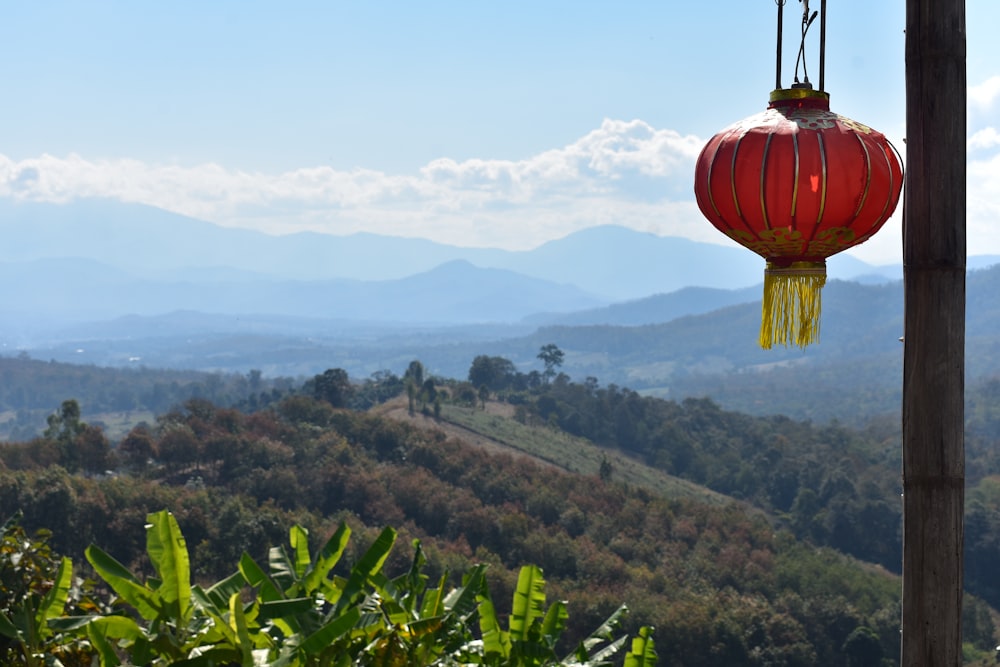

[969,127,1000,151]
[0,120,713,251]
[970,76,1000,112]
[969,150,1000,248]
[6,115,1000,266]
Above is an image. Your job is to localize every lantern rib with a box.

[812,133,828,236]
[872,142,898,227]
[729,131,747,223]
[702,139,725,220]
[760,133,774,230]
[790,132,800,225]
[853,133,873,220]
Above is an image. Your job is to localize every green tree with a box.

[422,378,437,408]
[75,425,113,475]
[119,425,156,472]
[44,399,87,473]
[538,344,565,383]
[310,368,353,408]
[44,399,83,443]
[404,360,425,387]
[599,455,614,482]
[156,425,200,471]
[468,355,516,392]
[842,626,882,667]
[247,369,263,393]
[38,399,112,475]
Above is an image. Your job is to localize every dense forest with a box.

[465,355,1000,617]
[2,354,1000,664]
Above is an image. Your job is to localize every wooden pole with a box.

[902,0,966,664]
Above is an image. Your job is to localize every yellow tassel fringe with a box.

[759,261,826,349]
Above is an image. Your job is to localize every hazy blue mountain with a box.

[5,196,990,412]
[969,255,1000,271]
[525,285,763,326]
[0,256,605,329]
[1,199,906,302]
[13,264,1000,429]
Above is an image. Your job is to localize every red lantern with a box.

[693,1,902,349]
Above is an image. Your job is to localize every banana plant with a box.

[80,509,265,666]
[243,524,492,666]
[364,541,488,666]
[476,564,642,667]
[622,626,657,667]
[51,511,657,667]
[240,522,400,665]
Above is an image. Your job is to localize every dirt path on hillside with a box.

[370,397,561,470]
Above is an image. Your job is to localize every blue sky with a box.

[1,1,997,264]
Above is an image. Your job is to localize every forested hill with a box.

[0,393,915,665]
[3,363,1000,663]
[0,356,299,441]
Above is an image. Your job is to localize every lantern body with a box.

[695,89,902,265]
[693,89,903,347]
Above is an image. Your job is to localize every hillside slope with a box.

[372,396,734,507]
[0,392,925,664]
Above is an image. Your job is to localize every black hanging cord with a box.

[775,0,826,92]
[819,0,826,91]
[793,0,819,87]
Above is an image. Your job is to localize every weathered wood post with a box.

[902,0,966,664]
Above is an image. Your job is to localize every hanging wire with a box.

[793,0,819,87]
[775,0,786,89]
[818,0,826,91]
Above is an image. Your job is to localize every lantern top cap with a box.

[769,87,830,111]
[769,88,830,104]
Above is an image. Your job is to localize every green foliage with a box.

[44,399,84,444]
[841,626,883,667]
[0,357,297,440]
[307,368,354,408]
[69,510,644,666]
[469,355,518,393]
[0,399,117,474]
[352,370,406,410]
[508,380,906,574]
[0,392,919,664]
[0,512,95,666]
[623,626,657,667]
[537,344,565,384]
[0,387,967,664]
[82,510,208,664]
[475,563,633,667]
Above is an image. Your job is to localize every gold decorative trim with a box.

[816,133,828,225]
[873,143,896,225]
[729,130,746,221]
[760,133,774,230]
[769,88,831,103]
[765,260,826,276]
[703,139,723,219]
[854,133,872,218]
[790,132,800,223]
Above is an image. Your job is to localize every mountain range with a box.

[0,199,908,325]
[4,198,1000,427]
